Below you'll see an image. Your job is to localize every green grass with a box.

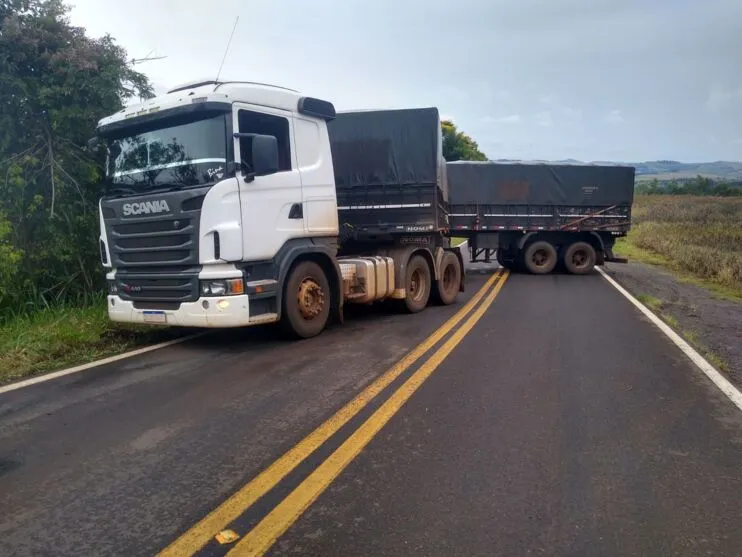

[635,293,663,312]
[662,313,680,330]
[450,237,467,247]
[615,195,742,301]
[0,301,184,385]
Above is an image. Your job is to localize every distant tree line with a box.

[635,176,742,197]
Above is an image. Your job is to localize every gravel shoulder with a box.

[604,261,742,388]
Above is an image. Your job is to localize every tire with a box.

[523,241,558,274]
[401,255,432,313]
[496,249,514,270]
[563,241,597,275]
[433,251,461,305]
[281,261,331,339]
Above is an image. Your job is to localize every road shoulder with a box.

[604,261,742,387]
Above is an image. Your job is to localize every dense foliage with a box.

[441,120,487,162]
[0,0,151,317]
[635,176,742,197]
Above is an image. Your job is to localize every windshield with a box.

[106,113,228,192]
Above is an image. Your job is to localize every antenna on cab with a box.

[215,16,240,82]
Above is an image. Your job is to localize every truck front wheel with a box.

[402,255,432,313]
[433,251,461,305]
[282,261,331,339]
[563,242,597,275]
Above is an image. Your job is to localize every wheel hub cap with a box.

[297,279,324,319]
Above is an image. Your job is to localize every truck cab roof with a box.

[97,80,335,132]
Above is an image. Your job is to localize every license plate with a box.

[142,310,167,324]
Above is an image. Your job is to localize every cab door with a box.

[232,104,306,261]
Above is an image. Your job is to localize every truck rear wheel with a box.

[523,241,558,274]
[282,261,331,339]
[497,249,517,270]
[402,255,431,313]
[433,251,461,305]
[563,242,597,275]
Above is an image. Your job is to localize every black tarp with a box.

[447,161,635,206]
[327,108,447,200]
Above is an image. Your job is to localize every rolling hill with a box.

[492,159,742,182]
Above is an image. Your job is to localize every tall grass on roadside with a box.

[0,300,183,385]
[620,196,742,295]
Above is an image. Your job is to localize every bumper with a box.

[108,295,260,328]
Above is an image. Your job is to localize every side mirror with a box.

[250,134,279,177]
[234,133,279,182]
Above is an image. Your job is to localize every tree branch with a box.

[0,141,43,167]
[53,160,86,206]
[43,128,56,218]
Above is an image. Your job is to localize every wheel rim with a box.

[571,249,589,269]
[531,248,551,269]
[297,277,325,319]
[410,269,425,302]
[443,264,456,292]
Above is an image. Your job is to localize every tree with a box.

[0,0,152,315]
[441,120,488,162]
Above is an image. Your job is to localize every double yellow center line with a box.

[160,269,509,557]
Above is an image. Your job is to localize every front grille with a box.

[114,219,191,235]
[101,188,208,303]
[116,270,199,303]
[110,217,197,267]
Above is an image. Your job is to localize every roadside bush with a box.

[0,0,151,320]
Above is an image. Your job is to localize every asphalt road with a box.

[1,268,742,557]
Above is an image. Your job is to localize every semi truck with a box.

[447,161,635,274]
[94,80,464,338]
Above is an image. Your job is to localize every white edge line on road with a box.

[0,332,206,396]
[597,266,742,412]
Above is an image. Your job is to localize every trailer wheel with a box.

[496,249,516,270]
[402,255,431,313]
[523,241,558,274]
[496,249,508,269]
[563,242,597,275]
[282,261,331,339]
[433,251,461,305]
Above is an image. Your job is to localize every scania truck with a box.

[94,80,464,338]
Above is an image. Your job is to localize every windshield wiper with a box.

[139,184,186,194]
[106,186,139,196]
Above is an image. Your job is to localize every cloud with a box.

[482,114,521,124]
[534,111,553,127]
[604,109,625,124]
[539,95,556,105]
[706,84,742,113]
[67,0,742,161]
[560,106,583,119]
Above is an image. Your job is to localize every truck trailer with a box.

[447,161,635,274]
[94,80,464,338]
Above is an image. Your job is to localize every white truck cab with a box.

[96,80,463,338]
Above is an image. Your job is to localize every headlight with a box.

[200,278,244,297]
[108,280,118,295]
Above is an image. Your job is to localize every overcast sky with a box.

[68,0,742,163]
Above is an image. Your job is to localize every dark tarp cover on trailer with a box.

[327,107,448,200]
[447,161,635,206]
